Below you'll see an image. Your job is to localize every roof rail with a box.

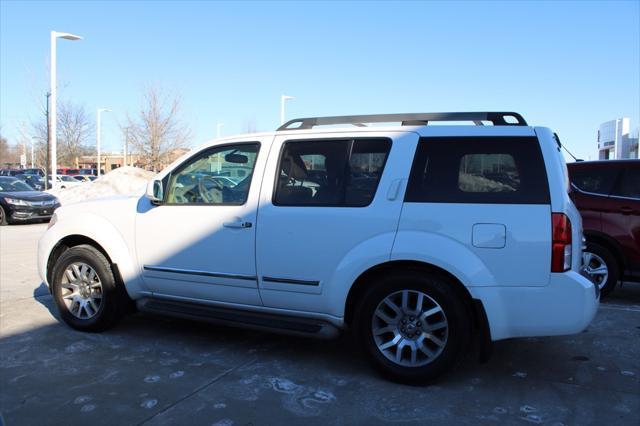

[277,112,527,131]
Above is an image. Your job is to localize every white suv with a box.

[38,112,599,382]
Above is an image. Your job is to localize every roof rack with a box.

[277,112,527,131]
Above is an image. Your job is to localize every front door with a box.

[606,165,640,272]
[135,140,267,305]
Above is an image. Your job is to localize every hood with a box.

[0,191,58,202]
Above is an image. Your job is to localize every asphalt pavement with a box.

[1,223,639,425]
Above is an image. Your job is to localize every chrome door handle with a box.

[223,221,252,229]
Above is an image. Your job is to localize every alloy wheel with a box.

[372,289,449,367]
[583,251,609,290]
[60,262,103,319]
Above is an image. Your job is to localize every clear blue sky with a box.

[1,0,639,161]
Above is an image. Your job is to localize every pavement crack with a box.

[136,357,257,425]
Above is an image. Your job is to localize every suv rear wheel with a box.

[51,244,125,331]
[354,270,469,384]
[583,242,619,298]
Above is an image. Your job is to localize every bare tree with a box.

[31,99,94,169]
[0,127,21,167]
[124,87,191,172]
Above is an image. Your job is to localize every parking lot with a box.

[0,223,638,425]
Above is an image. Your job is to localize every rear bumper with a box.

[469,271,599,341]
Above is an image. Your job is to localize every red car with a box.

[568,160,640,296]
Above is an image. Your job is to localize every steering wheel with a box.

[198,176,225,204]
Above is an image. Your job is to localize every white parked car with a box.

[48,175,83,189]
[38,112,599,382]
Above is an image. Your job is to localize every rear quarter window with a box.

[405,137,550,204]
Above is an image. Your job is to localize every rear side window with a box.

[405,137,550,204]
[570,167,618,195]
[274,138,391,207]
[611,167,640,199]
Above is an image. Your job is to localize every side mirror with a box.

[146,179,164,204]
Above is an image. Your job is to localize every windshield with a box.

[0,177,34,192]
[60,176,78,182]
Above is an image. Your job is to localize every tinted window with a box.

[458,153,520,193]
[570,166,618,195]
[166,143,259,205]
[405,137,550,204]
[274,139,391,207]
[611,167,640,199]
[0,177,33,192]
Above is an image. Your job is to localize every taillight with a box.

[551,213,572,272]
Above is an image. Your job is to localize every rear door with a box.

[255,131,418,313]
[399,135,552,286]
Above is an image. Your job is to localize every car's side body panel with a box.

[255,131,419,317]
[38,197,143,297]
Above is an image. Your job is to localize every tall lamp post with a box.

[96,108,111,177]
[280,95,294,125]
[50,30,82,189]
[216,123,224,138]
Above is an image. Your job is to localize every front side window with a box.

[274,138,391,207]
[166,143,259,205]
[405,137,550,204]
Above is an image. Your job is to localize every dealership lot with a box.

[1,223,639,425]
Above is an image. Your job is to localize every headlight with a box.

[4,197,30,206]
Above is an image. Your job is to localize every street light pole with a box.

[50,30,82,189]
[96,108,111,177]
[216,123,224,138]
[30,137,37,168]
[280,95,294,125]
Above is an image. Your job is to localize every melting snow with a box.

[48,166,155,206]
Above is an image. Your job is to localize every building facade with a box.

[598,118,639,160]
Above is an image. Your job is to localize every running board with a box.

[136,298,340,339]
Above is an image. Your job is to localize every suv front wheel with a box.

[354,270,469,384]
[51,244,126,332]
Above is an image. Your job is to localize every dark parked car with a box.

[15,174,46,191]
[0,168,22,177]
[22,168,45,177]
[0,177,60,225]
[78,168,99,176]
[568,160,640,296]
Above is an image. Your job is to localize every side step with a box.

[137,298,340,339]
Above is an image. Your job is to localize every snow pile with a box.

[49,166,155,205]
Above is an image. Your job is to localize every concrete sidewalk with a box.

[1,224,639,425]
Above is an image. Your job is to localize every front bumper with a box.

[7,204,59,222]
[469,271,599,341]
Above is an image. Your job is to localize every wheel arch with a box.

[46,235,113,286]
[343,259,491,359]
[344,260,474,325]
[584,230,626,270]
[42,212,143,299]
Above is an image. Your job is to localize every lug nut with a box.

[410,316,415,321]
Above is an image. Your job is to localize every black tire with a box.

[585,242,620,298]
[353,270,470,384]
[0,206,7,225]
[51,244,125,332]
